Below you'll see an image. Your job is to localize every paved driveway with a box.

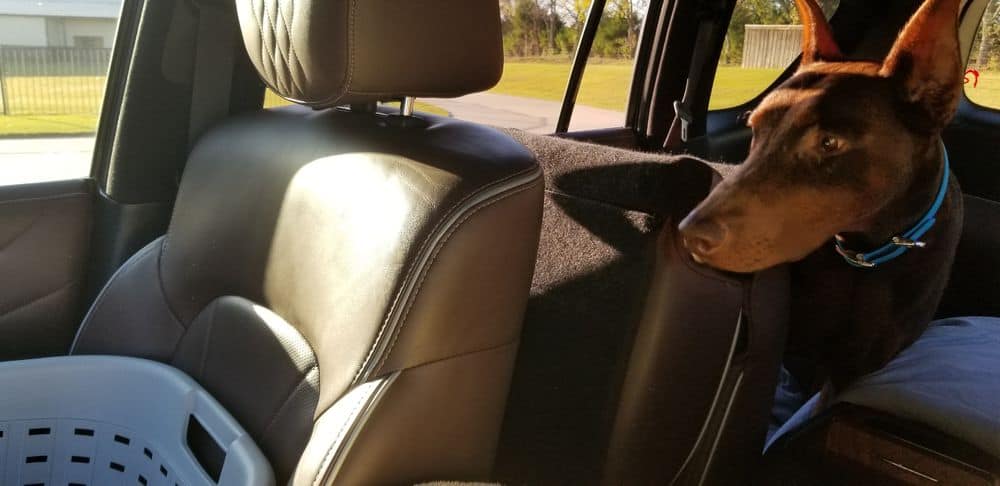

[0,136,93,186]
[426,92,624,133]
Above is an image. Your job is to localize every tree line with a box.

[500,0,1000,69]
[500,0,648,59]
[972,0,1000,70]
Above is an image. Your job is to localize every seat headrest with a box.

[235,0,504,107]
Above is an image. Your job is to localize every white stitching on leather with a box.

[374,178,541,375]
[668,310,744,485]
[350,166,541,385]
[284,0,309,91]
[311,373,398,486]
[260,0,290,94]
[249,0,279,92]
[371,168,543,382]
[344,0,357,100]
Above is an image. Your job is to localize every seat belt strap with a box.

[188,2,237,148]
[664,14,720,150]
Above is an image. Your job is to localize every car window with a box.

[709,0,840,111]
[0,0,121,186]
[263,1,651,134]
[966,0,999,110]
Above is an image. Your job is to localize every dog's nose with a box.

[678,215,728,258]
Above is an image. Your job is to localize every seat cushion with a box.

[769,317,1000,456]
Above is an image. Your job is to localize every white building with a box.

[0,0,122,49]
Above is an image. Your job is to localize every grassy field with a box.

[3,66,999,136]
[491,62,785,111]
[966,70,1000,109]
[263,90,450,116]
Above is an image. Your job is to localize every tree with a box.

[974,0,1000,69]
[500,0,649,59]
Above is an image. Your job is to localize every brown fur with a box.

[679,0,965,390]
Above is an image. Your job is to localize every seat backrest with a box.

[71,2,544,484]
[495,131,788,485]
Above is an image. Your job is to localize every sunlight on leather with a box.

[263,154,446,312]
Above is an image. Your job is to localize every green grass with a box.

[3,67,998,137]
[0,75,105,136]
[489,62,784,111]
[966,70,1000,110]
[491,60,633,111]
[0,114,97,136]
[709,67,785,110]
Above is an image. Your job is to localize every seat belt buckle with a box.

[673,100,694,142]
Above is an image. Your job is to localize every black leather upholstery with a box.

[496,130,789,485]
[71,104,543,484]
[73,106,543,484]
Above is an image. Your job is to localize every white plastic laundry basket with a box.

[0,356,274,486]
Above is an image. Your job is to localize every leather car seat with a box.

[70,1,544,484]
[494,130,789,485]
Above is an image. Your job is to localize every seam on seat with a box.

[353,166,539,385]
[71,238,185,353]
[696,371,745,485]
[318,341,518,485]
[260,365,319,443]
[313,372,399,486]
[351,166,542,385]
[668,310,744,485]
[197,300,220,378]
[250,0,278,92]
[0,280,76,320]
[375,179,541,374]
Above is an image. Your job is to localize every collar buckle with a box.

[891,236,927,248]
[834,243,877,268]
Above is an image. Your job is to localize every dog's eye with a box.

[820,135,842,153]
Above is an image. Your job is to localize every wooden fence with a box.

[742,25,803,69]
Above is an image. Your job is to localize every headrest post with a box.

[401,97,416,117]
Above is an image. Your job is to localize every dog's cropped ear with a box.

[880,0,963,130]
[795,0,843,65]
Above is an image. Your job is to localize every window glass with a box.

[709,0,839,111]
[568,0,649,131]
[966,0,999,109]
[0,0,121,186]
[263,1,650,134]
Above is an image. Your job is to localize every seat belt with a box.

[187,1,237,148]
[664,11,722,150]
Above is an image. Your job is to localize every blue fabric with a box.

[766,317,1000,455]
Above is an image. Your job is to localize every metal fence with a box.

[742,25,803,69]
[0,46,111,115]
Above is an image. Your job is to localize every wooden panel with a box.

[742,25,803,69]
[826,417,997,485]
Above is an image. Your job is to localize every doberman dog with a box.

[679,0,965,392]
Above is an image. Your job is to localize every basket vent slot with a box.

[186,415,224,482]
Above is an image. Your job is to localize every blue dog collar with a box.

[834,146,951,269]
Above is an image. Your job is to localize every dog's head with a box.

[679,0,964,273]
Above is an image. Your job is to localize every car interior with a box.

[0,0,998,485]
